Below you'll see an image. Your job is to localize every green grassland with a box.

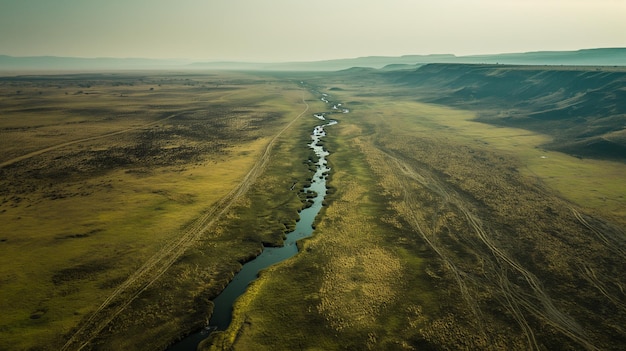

[0,73,324,350]
[354,98,626,222]
[386,64,626,163]
[2,66,625,351]
[206,70,626,350]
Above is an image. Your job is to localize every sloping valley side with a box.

[205,69,626,350]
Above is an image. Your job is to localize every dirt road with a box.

[377,146,599,351]
[60,98,310,351]
[0,114,180,169]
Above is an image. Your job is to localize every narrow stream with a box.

[166,96,341,351]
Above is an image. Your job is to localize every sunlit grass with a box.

[205,104,443,350]
[350,96,626,223]
[0,133,266,349]
[3,69,625,350]
[212,76,626,350]
[0,73,320,350]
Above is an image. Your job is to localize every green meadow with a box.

[1,66,625,351]
[0,73,323,350]
[205,69,626,350]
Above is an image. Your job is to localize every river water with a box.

[166,102,340,351]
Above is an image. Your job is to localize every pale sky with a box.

[1,0,624,62]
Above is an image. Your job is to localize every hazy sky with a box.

[1,0,624,62]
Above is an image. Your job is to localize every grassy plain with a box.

[3,67,625,351]
[207,71,626,350]
[350,98,626,222]
[0,72,321,350]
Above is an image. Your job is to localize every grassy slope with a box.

[381,64,626,221]
[205,75,626,350]
[386,64,626,162]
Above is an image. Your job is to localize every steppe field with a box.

[1,67,626,351]
[0,72,324,350]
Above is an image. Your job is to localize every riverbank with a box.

[169,111,337,350]
[0,72,334,350]
[202,72,626,350]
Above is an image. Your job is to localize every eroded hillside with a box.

[386,64,626,161]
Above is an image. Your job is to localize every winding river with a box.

[167,96,341,351]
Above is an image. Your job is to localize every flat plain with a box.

[204,68,626,351]
[0,72,323,350]
[1,66,625,351]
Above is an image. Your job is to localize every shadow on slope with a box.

[385,64,626,162]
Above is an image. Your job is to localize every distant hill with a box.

[0,55,191,72]
[436,48,626,66]
[1,48,625,73]
[191,48,626,70]
[382,63,626,161]
[187,54,457,71]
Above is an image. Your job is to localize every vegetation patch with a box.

[2,68,625,351]
[0,72,323,350]
[207,72,626,350]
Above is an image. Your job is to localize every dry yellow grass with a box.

[315,181,403,332]
[0,73,316,350]
[350,97,626,224]
[214,79,626,350]
[206,101,441,350]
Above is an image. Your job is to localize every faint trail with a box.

[497,270,540,351]
[572,208,626,313]
[580,263,626,312]
[0,114,179,169]
[61,97,310,351]
[379,149,487,338]
[459,204,598,350]
[571,208,626,260]
[378,146,600,351]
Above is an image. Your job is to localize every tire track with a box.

[580,263,626,312]
[0,114,180,169]
[458,204,598,350]
[497,269,540,351]
[571,208,626,260]
[61,97,310,351]
[379,147,600,350]
[380,149,488,338]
